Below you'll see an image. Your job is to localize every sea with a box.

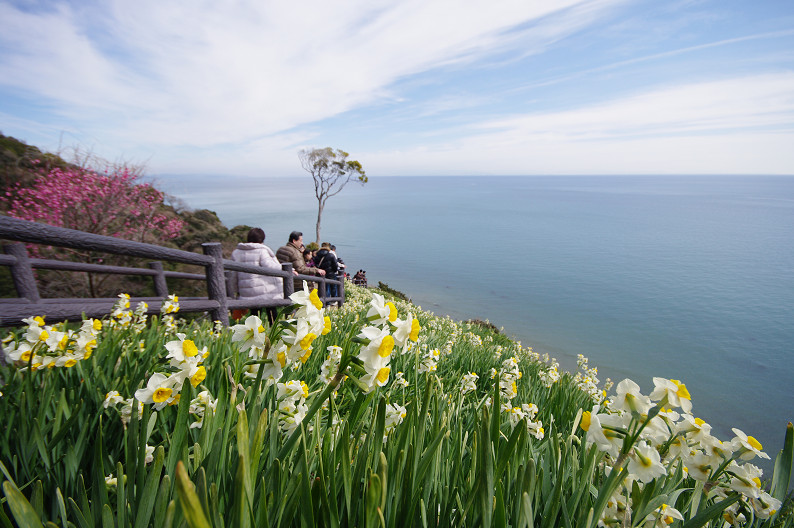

[159,174,794,472]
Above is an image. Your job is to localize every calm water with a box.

[161,174,794,468]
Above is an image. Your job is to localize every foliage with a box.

[0,134,250,300]
[1,283,791,527]
[298,147,367,245]
[377,281,411,302]
[0,132,72,194]
[2,164,186,297]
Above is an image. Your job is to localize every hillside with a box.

[0,133,251,298]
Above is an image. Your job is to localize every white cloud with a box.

[363,73,794,175]
[2,0,792,176]
[0,0,621,150]
[479,73,794,140]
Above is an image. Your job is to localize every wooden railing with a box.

[0,215,344,327]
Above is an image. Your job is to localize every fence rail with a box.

[0,215,344,326]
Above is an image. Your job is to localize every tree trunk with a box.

[315,202,324,246]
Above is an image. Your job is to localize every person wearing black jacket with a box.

[314,242,339,301]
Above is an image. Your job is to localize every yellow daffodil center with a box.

[168,394,181,406]
[581,411,591,431]
[258,325,265,333]
[376,367,391,384]
[752,477,762,488]
[39,330,49,341]
[671,379,691,400]
[378,335,395,358]
[309,289,323,309]
[386,302,397,322]
[34,316,45,326]
[191,366,206,387]
[182,339,199,357]
[410,319,421,341]
[153,387,172,403]
[322,316,331,335]
[58,335,69,351]
[300,332,317,351]
[85,339,96,353]
[747,435,763,451]
[300,349,312,364]
[301,381,309,398]
[276,351,287,367]
[21,350,32,362]
[63,358,78,368]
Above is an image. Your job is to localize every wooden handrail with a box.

[0,215,345,327]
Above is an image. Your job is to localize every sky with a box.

[1,0,793,177]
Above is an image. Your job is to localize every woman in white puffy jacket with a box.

[231,228,283,299]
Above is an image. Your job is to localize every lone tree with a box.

[299,147,367,245]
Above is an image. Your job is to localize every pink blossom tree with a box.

[3,165,186,297]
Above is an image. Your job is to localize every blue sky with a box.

[1,0,793,176]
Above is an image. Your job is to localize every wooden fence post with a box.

[226,270,238,298]
[3,243,41,303]
[148,261,169,297]
[281,262,294,298]
[201,243,229,326]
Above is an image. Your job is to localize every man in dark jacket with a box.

[313,242,339,300]
[276,231,325,293]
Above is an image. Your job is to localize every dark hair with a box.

[288,231,302,242]
[247,228,265,243]
[303,249,312,257]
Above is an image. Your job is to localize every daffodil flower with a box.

[461,372,479,395]
[161,294,180,314]
[135,373,179,410]
[5,341,32,363]
[231,315,266,352]
[749,490,782,519]
[384,402,407,437]
[365,293,396,327]
[683,449,715,481]
[726,460,764,498]
[613,378,652,415]
[628,441,667,483]
[645,503,684,527]
[731,427,770,460]
[650,377,692,414]
[165,333,201,363]
[104,391,125,409]
[356,325,394,366]
[55,354,79,368]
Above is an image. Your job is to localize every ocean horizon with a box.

[160,173,794,472]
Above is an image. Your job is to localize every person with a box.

[231,227,283,322]
[353,269,367,286]
[276,231,325,293]
[331,244,346,276]
[314,242,339,300]
[303,248,315,267]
